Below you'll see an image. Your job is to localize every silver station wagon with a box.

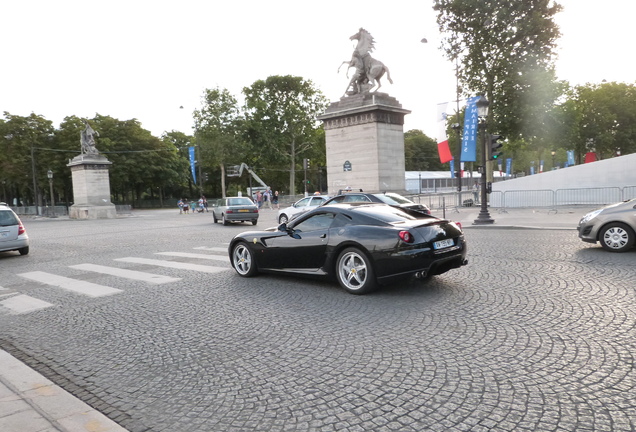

[0,202,30,256]
[212,197,259,226]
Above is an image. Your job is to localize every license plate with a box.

[0,232,8,238]
[238,209,250,213]
[433,238,454,250]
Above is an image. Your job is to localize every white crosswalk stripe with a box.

[0,294,54,314]
[17,271,122,297]
[114,257,228,273]
[69,263,181,284]
[155,252,229,262]
[193,246,228,252]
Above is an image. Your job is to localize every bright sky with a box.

[1,0,634,142]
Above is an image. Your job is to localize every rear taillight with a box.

[18,222,26,235]
[451,221,462,231]
[399,230,414,243]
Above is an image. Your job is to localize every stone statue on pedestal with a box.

[81,120,99,155]
[339,28,393,96]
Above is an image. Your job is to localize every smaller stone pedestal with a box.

[67,154,117,219]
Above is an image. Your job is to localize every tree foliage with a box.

[242,75,328,196]
[404,130,445,171]
[434,0,563,145]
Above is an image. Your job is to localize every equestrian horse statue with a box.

[339,28,393,96]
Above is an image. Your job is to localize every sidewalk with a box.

[0,349,126,432]
[432,205,587,230]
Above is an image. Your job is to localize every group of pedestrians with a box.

[253,188,279,210]
[178,197,208,214]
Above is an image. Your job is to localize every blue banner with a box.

[450,159,455,178]
[567,150,575,166]
[461,96,480,162]
[506,158,512,176]
[189,146,197,184]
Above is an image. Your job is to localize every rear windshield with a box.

[0,210,19,226]
[228,198,253,206]
[352,205,418,223]
[373,193,413,205]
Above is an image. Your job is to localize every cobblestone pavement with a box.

[1,208,635,431]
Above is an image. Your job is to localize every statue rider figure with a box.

[81,120,99,155]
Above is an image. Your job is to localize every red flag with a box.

[436,102,453,164]
[584,152,597,163]
[437,140,453,163]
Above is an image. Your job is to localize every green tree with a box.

[434,0,563,146]
[242,75,328,196]
[404,130,445,171]
[193,87,245,198]
[0,112,55,207]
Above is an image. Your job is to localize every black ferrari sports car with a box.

[229,203,467,294]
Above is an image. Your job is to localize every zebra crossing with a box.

[0,247,231,316]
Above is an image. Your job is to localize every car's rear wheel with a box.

[222,214,229,226]
[335,247,376,294]
[279,214,288,224]
[599,222,635,252]
[252,220,258,225]
[18,246,29,256]
[231,242,257,277]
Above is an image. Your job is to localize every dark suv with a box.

[322,192,431,215]
[0,203,30,255]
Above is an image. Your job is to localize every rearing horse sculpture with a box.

[339,28,393,96]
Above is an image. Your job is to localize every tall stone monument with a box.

[317,28,410,194]
[67,121,117,219]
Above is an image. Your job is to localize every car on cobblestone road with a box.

[577,198,636,252]
[321,191,431,215]
[229,202,467,294]
[277,195,330,224]
[0,202,29,256]
[212,197,259,226]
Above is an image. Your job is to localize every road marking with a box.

[0,294,54,314]
[155,252,229,262]
[193,246,228,252]
[114,257,228,274]
[69,263,181,284]
[17,271,122,297]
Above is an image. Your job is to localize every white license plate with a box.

[433,239,454,250]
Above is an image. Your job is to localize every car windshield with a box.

[353,205,418,223]
[373,193,414,206]
[228,198,253,206]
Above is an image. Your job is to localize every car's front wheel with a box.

[335,247,376,294]
[599,222,635,252]
[231,242,258,277]
[212,212,218,223]
[279,214,288,224]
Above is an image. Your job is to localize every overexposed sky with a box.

[1,0,634,142]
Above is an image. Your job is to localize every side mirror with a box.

[277,223,287,231]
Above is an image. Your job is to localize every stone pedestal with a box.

[67,154,117,219]
[318,93,410,194]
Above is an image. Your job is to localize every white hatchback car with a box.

[277,195,330,224]
[0,202,29,255]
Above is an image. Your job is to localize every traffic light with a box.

[303,158,311,169]
[489,134,504,161]
[486,182,492,194]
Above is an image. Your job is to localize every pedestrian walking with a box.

[272,191,279,209]
[262,188,273,210]
[472,181,479,204]
[255,191,263,209]
[177,198,184,214]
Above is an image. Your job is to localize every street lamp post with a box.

[47,169,57,218]
[473,96,494,225]
[551,150,556,169]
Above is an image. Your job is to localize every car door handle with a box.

[320,234,326,238]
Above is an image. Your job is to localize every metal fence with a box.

[407,185,636,211]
